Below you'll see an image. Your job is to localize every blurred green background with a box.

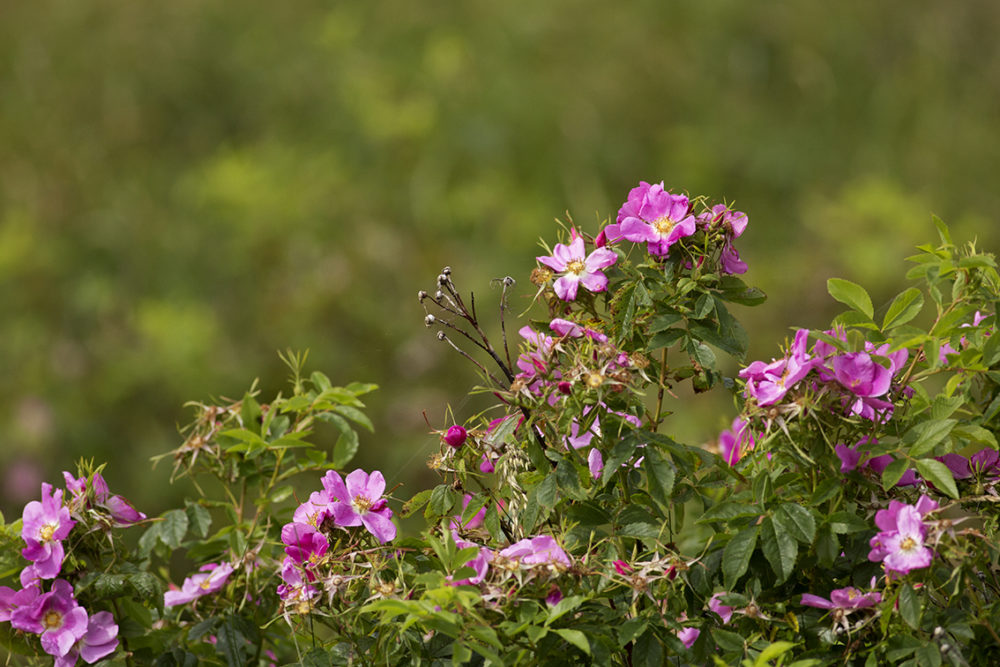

[3,0,999,517]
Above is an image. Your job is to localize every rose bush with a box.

[1,183,998,665]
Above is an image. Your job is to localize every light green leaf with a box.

[883,288,924,330]
[915,458,959,499]
[554,629,591,655]
[827,278,874,319]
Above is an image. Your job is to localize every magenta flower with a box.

[545,585,563,606]
[718,418,755,465]
[515,326,556,380]
[450,494,487,531]
[498,535,571,568]
[164,562,234,607]
[55,610,119,667]
[276,557,319,611]
[800,586,881,611]
[708,593,734,624]
[292,489,335,527]
[281,522,329,566]
[549,317,608,343]
[443,425,467,449]
[616,182,697,257]
[971,448,1000,476]
[588,448,604,480]
[324,469,397,544]
[674,613,700,649]
[0,581,40,623]
[833,352,893,398]
[868,497,937,575]
[739,329,816,406]
[537,234,617,301]
[21,483,75,579]
[10,579,88,659]
[449,533,490,586]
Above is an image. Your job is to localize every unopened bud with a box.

[443,425,467,449]
[437,274,448,285]
[502,276,515,287]
[418,290,428,301]
[442,266,452,276]
[437,331,447,341]
[424,314,436,326]
[557,381,572,395]
[594,229,608,248]
[435,290,444,300]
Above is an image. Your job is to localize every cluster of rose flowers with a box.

[0,471,142,665]
[535,180,748,303]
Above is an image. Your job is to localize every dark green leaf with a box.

[898,584,921,630]
[643,447,675,510]
[160,509,189,549]
[760,517,797,583]
[536,474,558,509]
[775,504,816,545]
[722,525,760,588]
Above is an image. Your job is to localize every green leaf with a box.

[160,509,189,549]
[401,488,434,518]
[722,525,760,588]
[826,511,869,534]
[905,418,956,458]
[240,392,262,432]
[827,278,874,319]
[883,288,925,330]
[775,504,816,545]
[331,429,359,469]
[185,502,212,539]
[881,458,911,491]
[554,629,591,655]
[760,517,797,583]
[426,484,456,519]
[643,447,675,510]
[753,641,798,667]
[535,474,558,509]
[914,458,959,499]
[332,405,374,432]
[898,584,921,630]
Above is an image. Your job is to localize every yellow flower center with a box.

[43,610,62,630]
[566,259,586,275]
[39,523,57,542]
[653,216,675,236]
[585,372,604,388]
[200,578,213,590]
[352,495,373,513]
[900,536,916,551]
